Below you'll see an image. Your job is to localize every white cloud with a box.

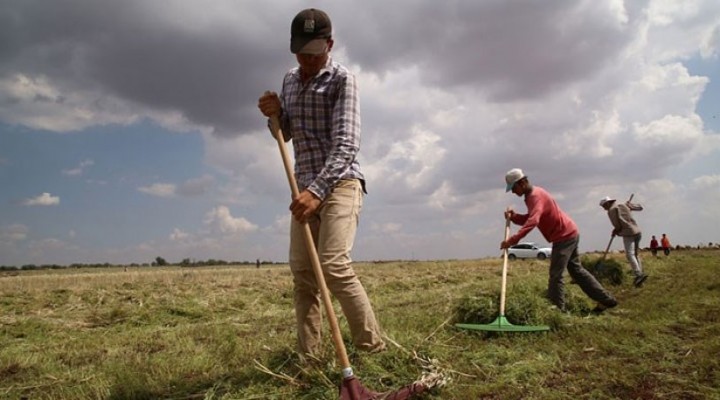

[62,159,94,176]
[260,213,291,237]
[177,175,215,197]
[553,110,623,158]
[373,127,445,191]
[370,222,402,234]
[633,114,702,148]
[204,206,258,234]
[169,228,191,241]
[29,238,65,250]
[203,132,287,205]
[138,176,216,198]
[0,224,29,242]
[23,192,59,206]
[703,24,720,58]
[138,183,176,198]
[0,74,137,132]
[692,174,720,188]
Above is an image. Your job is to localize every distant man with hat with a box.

[599,196,648,287]
[257,9,385,357]
[501,168,618,313]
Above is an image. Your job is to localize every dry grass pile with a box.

[581,255,626,286]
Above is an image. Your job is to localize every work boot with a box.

[633,274,648,288]
[591,298,617,314]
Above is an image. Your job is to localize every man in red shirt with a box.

[661,234,671,256]
[650,235,659,256]
[501,168,618,313]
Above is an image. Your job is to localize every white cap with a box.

[599,196,615,207]
[505,168,525,192]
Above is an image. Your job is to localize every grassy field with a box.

[1,250,719,399]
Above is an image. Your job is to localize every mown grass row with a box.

[1,250,718,399]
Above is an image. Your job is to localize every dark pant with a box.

[549,235,616,310]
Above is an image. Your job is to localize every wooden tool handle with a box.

[269,112,353,372]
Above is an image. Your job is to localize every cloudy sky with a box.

[1,0,719,266]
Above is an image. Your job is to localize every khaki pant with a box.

[289,179,384,356]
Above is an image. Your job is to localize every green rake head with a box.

[455,315,550,332]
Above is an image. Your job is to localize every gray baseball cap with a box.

[290,8,332,54]
[599,196,616,207]
[505,168,526,192]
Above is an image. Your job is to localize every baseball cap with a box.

[290,8,332,54]
[505,168,526,192]
[599,196,616,207]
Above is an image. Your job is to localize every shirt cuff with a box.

[308,181,329,201]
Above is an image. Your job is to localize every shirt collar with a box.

[292,57,333,81]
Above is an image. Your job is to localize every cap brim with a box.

[291,37,328,54]
[506,182,513,192]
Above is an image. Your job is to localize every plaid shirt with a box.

[277,57,364,200]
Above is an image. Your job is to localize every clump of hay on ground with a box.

[581,256,625,286]
[454,282,551,327]
[454,280,609,332]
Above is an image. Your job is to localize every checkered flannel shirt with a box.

[276,58,364,200]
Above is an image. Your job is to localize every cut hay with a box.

[581,256,625,286]
[453,281,549,327]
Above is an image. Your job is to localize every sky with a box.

[1,0,719,266]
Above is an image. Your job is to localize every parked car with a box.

[507,242,552,260]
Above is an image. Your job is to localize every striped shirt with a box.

[277,57,364,200]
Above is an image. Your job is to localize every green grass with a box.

[1,250,719,399]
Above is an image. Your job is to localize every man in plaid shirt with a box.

[258,8,385,357]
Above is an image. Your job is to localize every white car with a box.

[507,242,552,260]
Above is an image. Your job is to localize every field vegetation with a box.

[1,250,718,399]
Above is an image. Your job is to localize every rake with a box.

[455,214,550,333]
[268,109,427,399]
[593,234,616,273]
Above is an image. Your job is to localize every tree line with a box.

[0,256,282,271]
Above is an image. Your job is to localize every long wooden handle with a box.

[500,213,511,316]
[268,113,353,372]
[600,235,615,262]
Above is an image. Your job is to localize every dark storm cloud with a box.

[1,0,640,138]
[0,0,295,136]
[337,0,635,100]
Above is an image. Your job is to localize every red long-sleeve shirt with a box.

[508,186,579,246]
